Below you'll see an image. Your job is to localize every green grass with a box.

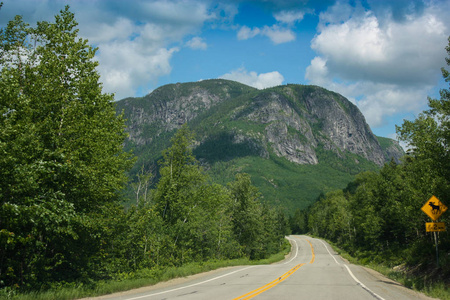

[0,240,291,300]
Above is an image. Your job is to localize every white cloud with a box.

[274,10,306,24]
[357,85,427,127]
[237,24,295,44]
[0,0,236,100]
[236,8,310,44]
[306,1,449,128]
[262,25,296,44]
[305,57,329,86]
[317,1,358,29]
[220,68,285,89]
[72,0,214,99]
[81,18,135,44]
[97,40,179,99]
[237,26,261,40]
[186,36,207,50]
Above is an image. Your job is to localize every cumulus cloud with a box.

[236,8,310,44]
[305,1,449,128]
[274,10,307,24]
[186,37,207,50]
[220,68,285,89]
[96,42,179,99]
[237,26,261,40]
[56,0,214,99]
[263,25,296,44]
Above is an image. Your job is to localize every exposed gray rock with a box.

[300,88,386,166]
[116,80,403,167]
[383,140,404,164]
[265,121,318,165]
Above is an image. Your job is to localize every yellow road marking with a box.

[233,239,315,300]
[306,239,315,264]
[232,263,305,300]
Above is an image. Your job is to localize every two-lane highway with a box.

[86,236,436,300]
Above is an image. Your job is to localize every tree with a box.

[396,36,450,271]
[153,125,206,225]
[151,125,210,264]
[290,208,308,234]
[131,164,154,205]
[397,37,450,188]
[228,173,264,259]
[0,6,133,288]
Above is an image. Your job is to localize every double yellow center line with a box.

[233,239,315,300]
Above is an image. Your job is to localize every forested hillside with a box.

[293,37,450,293]
[116,79,404,212]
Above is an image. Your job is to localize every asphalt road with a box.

[86,235,437,300]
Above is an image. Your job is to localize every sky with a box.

[1,0,449,139]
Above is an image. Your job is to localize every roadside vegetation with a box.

[293,37,450,299]
[0,243,290,300]
[0,7,289,299]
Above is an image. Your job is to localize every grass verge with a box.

[322,239,450,300]
[0,240,291,300]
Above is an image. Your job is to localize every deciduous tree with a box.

[0,6,133,287]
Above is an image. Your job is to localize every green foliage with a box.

[205,151,361,214]
[150,126,286,263]
[376,136,393,149]
[0,6,133,289]
[193,131,261,163]
[153,125,205,224]
[227,173,289,260]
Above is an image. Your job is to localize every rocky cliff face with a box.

[118,80,255,147]
[116,79,403,167]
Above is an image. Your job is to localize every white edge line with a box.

[318,239,385,300]
[344,265,386,300]
[284,237,299,264]
[126,236,297,299]
[125,266,256,300]
[318,240,340,265]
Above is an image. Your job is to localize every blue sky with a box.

[1,0,449,140]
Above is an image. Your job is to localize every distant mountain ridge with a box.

[116,79,404,211]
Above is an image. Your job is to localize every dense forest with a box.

[292,37,450,287]
[0,7,289,296]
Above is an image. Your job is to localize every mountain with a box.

[116,79,404,212]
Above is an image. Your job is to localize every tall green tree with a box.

[397,37,450,190]
[153,125,206,226]
[152,125,216,264]
[228,173,264,259]
[0,6,133,288]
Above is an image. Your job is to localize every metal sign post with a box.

[421,196,447,266]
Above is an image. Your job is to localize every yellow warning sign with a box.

[426,222,446,232]
[421,196,448,221]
